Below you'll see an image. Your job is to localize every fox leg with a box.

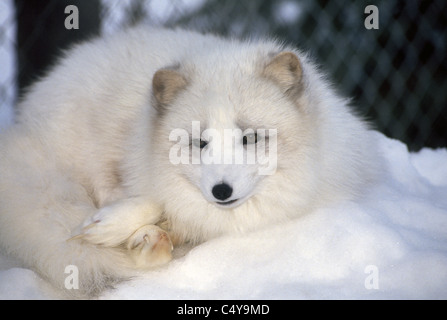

[70,198,173,268]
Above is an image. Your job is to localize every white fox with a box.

[0,26,380,297]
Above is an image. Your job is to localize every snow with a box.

[0,130,446,299]
[100,0,206,34]
[274,1,303,25]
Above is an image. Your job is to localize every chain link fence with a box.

[1,0,446,150]
[0,1,16,128]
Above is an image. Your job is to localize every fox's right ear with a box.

[152,67,188,112]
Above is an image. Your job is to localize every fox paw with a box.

[68,208,129,247]
[68,202,154,247]
[126,225,173,268]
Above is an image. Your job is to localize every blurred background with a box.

[0,0,445,151]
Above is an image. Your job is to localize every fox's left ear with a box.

[263,51,303,97]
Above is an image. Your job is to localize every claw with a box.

[82,220,100,232]
[66,233,85,242]
[66,220,100,242]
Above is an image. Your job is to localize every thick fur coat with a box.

[0,26,380,297]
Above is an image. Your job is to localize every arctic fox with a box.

[0,26,379,297]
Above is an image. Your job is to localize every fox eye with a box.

[192,138,208,149]
[243,133,258,145]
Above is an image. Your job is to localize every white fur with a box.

[0,26,380,297]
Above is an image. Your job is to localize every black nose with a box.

[212,183,233,201]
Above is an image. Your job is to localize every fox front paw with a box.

[126,225,173,268]
[68,206,133,247]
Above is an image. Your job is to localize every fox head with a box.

[151,51,305,210]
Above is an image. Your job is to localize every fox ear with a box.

[263,51,303,97]
[152,67,188,112]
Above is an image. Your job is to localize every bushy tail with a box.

[0,132,134,298]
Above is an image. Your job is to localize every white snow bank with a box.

[0,132,446,299]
